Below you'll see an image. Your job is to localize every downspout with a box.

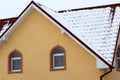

[100,67,114,80]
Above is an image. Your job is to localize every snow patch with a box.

[0,20,11,36]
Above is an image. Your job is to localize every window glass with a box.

[54,49,64,54]
[12,59,21,71]
[54,56,64,67]
[11,53,20,58]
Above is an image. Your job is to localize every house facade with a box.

[0,1,120,80]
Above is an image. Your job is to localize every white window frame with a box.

[53,53,64,69]
[11,57,21,72]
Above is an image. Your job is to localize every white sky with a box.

[0,0,120,19]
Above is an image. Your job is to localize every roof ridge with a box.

[35,2,57,13]
[58,3,120,13]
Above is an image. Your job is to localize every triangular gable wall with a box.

[1,1,120,68]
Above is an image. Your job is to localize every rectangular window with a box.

[11,57,21,72]
[53,54,64,69]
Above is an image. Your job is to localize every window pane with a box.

[54,56,64,67]
[118,59,120,69]
[11,53,20,58]
[54,49,64,54]
[12,59,21,70]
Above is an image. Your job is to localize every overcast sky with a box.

[0,0,120,19]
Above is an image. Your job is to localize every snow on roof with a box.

[0,21,11,36]
[39,3,120,66]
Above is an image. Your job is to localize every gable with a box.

[0,8,104,79]
[0,9,69,50]
[0,1,120,68]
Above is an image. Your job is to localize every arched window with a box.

[116,47,120,71]
[50,46,66,71]
[8,50,22,73]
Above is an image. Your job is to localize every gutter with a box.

[100,67,114,80]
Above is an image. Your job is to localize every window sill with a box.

[50,67,66,71]
[8,70,22,74]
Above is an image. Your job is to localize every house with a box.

[0,1,120,80]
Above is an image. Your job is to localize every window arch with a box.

[50,45,66,71]
[8,49,23,73]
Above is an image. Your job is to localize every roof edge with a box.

[0,17,18,21]
[58,3,120,13]
[0,1,34,38]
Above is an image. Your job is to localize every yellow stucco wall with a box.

[105,69,120,80]
[0,9,104,80]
